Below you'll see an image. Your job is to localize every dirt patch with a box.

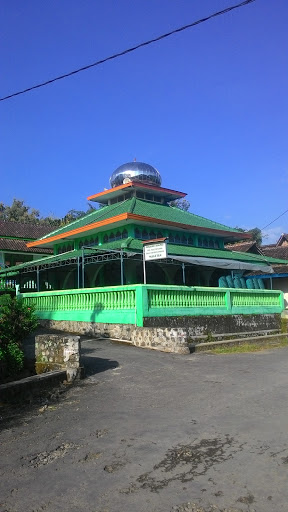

[23,442,77,468]
[172,503,243,512]
[136,435,243,493]
[104,461,126,473]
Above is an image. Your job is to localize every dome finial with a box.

[110,161,162,188]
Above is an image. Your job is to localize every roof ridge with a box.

[34,198,136,242]
[132,199,242,234]
[128,196,136,213]
[168,205,243,233]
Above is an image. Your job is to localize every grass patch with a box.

[203,338,288,354]
[281,317,288,333]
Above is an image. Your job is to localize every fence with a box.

[21,284,284,327]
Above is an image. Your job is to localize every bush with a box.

[0,295,38,376]
[2,341,24,374]
[0,295,38,346]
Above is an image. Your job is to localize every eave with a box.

[27,213,250,249]
[87,181,186,203]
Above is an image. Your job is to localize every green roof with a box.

[34,198,243,244]
[2,237,288,276]
[131,200,239,233]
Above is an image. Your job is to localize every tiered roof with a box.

[27,197,248,249]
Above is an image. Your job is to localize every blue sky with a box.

[1,0,287,243]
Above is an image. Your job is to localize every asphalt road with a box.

[1,339,288,512]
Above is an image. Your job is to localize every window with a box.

[122,229,128,239]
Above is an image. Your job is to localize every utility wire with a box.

[261,208,288,231]
[0,0,256,102]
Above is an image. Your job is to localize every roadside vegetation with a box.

[203,338,288,354]
[0,295,38,379]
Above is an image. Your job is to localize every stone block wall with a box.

[35,334,81,380]
[39,320,190,354]
[39,313,282,354]
[144,313,281,334]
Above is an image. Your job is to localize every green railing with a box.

[21,284,284,326]
[0,279,16,290]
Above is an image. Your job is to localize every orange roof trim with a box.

[87,181,186,201]
[27,213,249,248]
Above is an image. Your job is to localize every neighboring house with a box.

[0,221,52,270]
[226,235,288,314]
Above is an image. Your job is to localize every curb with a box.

[0,370,67,403]
[190,333,288,352]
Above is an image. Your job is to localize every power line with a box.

[261,208,288,231]
[0,0,256,103]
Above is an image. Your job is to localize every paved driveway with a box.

[1,338,288,512]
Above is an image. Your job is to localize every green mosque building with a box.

[0,162,286,327]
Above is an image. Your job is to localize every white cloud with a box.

[262,226,284,245]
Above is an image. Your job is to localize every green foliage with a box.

[168,199,190,211]
[0,198,40,223]
[0,295,38,376]
[3,341,24,374]
[0,295,38,348]
[233,226,263,245]
[281,318,288,333]
[0,198,96,227]
[248,227,262,245]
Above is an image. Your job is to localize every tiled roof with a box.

[276,233,288,246]
[0,220,54,239]
[225,241,260,253]
[261,246,288,260]
[0,238,52,254]
[34,198,243,243]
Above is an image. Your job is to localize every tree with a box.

[248,227,262,245]
[0,199,96,227]
[234,227,263,245]
[168,199,190,211]
[0,199,41,223]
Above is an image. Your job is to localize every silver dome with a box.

[110,162,162,188]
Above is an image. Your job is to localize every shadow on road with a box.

[81,345,119,377]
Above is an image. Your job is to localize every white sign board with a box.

[144,242,167,261]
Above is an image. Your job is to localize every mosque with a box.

[0,161,285,327]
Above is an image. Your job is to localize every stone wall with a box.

[35,334,81,380]
[39,320,189,354]
[144,313,281,333]
[39,313,282,354]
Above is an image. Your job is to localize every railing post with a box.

[225,289,232,313]
[279,291,285,311]
[135,285,148,327]
[82,248,85,288]
[36,268,40,292]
